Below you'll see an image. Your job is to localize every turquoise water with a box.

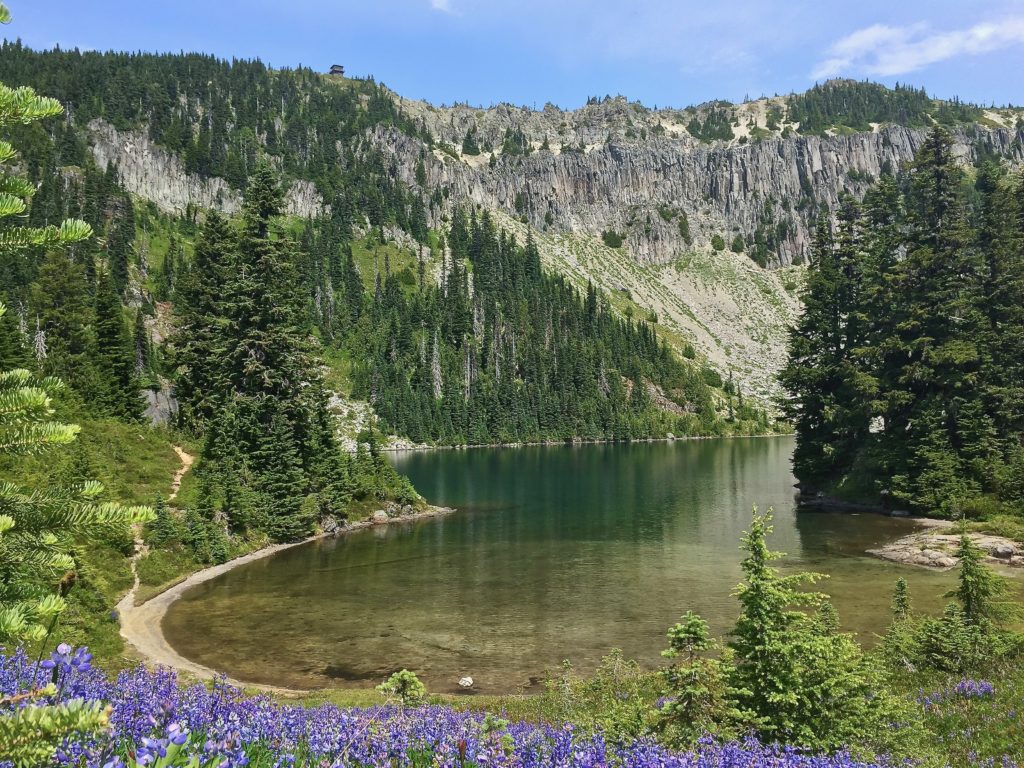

[164,437,956,693]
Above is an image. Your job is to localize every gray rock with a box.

[88,119,324,218]
[991,544,1016,559]
[142,386,178,426]
[372,119,1021,270]
[371,510,390,524]
[458,676,474,689]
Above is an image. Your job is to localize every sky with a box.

[4,0,1024,110]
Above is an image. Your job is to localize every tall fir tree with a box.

[93,268,141,419]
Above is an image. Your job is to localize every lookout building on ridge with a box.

[328,64,345,76]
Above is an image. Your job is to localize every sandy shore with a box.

[116,505,455,694]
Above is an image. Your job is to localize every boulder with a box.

[371,510,390,524]
[991,543,1016,559]
[458,676,474,689]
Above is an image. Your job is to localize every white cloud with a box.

[813,16,1024,79]
[430,0,454,13]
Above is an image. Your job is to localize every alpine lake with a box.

[164,436,966,694]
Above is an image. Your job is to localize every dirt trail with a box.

[113,445,306,692]
[169,445,193,500]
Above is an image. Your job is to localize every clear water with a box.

[164,437,958,693]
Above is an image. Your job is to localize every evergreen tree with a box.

[950,535,1013,626]
[779,211,868,487]
[724,508,895,748]
[93,268,141,419]
[657,611,733,746]
[784,127,1023,516]
[173,212,235,429]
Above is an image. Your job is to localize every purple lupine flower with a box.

[7,643,1009,768]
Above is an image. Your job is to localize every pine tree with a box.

[657,611,733,746]
[146,493,180,546]
[724,508,900,748]
[779,211,868,487]
[0,299,28,368]
[105,191,136,291]
[255,404,312,542]
[173,212,235,430]
[950,535,1013,626]
[132,309,150,378]
[93,268,140,419]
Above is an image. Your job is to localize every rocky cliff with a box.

[88,120,324,219]
[382,97,1024,267]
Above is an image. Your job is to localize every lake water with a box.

[164,437,958,693]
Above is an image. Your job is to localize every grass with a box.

[0,410,186,506]
[57,539,137,671]
[350,231,442,296]
[135,545,204,604]
[1,407,193,663]
[898,662,1024,766]
[964,514,1024,544]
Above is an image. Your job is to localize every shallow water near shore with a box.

[165,436,961,693]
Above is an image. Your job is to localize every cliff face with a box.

[88,120,323,219]
[373,112,1023,267]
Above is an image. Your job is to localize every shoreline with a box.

[119,440,986,695]
[798,494,1023,570]
[380,430,793,453]
[115,504,455,695]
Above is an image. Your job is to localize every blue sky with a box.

[5,1,1024,109]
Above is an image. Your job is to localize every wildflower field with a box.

[4,644,1024,768]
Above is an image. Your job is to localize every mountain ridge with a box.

[3,42,1021,400]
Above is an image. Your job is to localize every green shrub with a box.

[966,514,1024,543]
[710,234,725,251]
[544,651,658,742]
[601,230,624,248]
[377,669,426,706]
[677,212,692,244]
[701,367,723,388]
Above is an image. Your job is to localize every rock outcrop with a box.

[867,522,1024,569]
[88,119,324,219]
[372,116,1023,267]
